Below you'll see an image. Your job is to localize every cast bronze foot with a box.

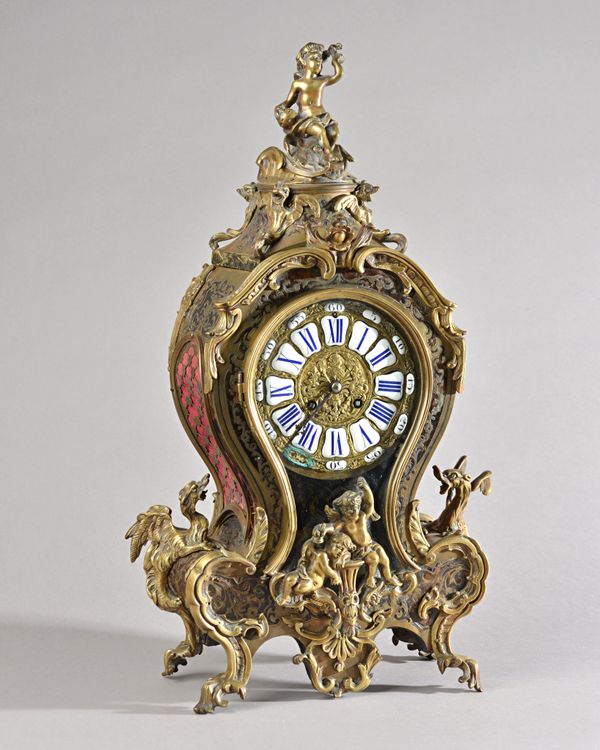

[193,672,247,714]
[436,653,482,691]
[431,614,483,691]
[162,612,203,676]
[162,638,202,677]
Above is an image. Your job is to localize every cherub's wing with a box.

[455,455,468,473]
[471,471,492,496]
[357,478,379,519]
[324,505,340,522]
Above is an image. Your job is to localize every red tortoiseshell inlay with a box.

[174,342,247,514]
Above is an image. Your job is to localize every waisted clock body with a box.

[128,43,493,714]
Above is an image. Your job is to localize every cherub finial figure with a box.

[275,42,351,171]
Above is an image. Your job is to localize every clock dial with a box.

[253,299,419,475]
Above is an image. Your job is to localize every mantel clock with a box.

[126,43,493,713]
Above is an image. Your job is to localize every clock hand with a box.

[281,383,339,451]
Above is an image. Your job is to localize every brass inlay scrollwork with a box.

[352,246,466,393]
[202,247,336,393]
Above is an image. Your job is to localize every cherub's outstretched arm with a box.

[357,477,380,520]
[312,521,336,542]
[325,44,344,86]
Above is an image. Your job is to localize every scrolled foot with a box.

[163,638,202,677]
[193,673,246,714]
[437,654,482,691]
[162,617,204,676]
[163,652,187,677]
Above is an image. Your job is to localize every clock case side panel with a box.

[170,335,251,548]
[215,321,294,571]
[168,264,273,560]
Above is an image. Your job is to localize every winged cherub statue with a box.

[322,477,399,588]
[274,42,352,172]
[274,528,356,611]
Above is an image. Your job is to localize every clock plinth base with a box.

[127,466,488,713]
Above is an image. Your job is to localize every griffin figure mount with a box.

[126,42,493,714]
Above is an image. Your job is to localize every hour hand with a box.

[283,389,332,451]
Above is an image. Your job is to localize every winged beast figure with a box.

[426,456,493,536]
[125,475,217,611]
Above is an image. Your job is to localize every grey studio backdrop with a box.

[1,1,598,748]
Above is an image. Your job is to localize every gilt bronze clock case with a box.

[127,42,493,713]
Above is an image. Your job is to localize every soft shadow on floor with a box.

[0,620,317,713]
[0,620,456,714]
[382,653,426,665]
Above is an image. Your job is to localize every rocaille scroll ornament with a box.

[126,42,495,713]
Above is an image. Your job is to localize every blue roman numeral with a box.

[276,355,303,366]
[298,328,318,353]
[277,404,302,429]
[329,430,343,455]
[270,384,293,398]
[355,325,369,352]
[377,379,402,392]
[297,422,318,451]
[367,401,394,426]
[368,347,392,367]
[327,318,344,344]
[359,425,375,447]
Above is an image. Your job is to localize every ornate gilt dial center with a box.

[297,348,371,426]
